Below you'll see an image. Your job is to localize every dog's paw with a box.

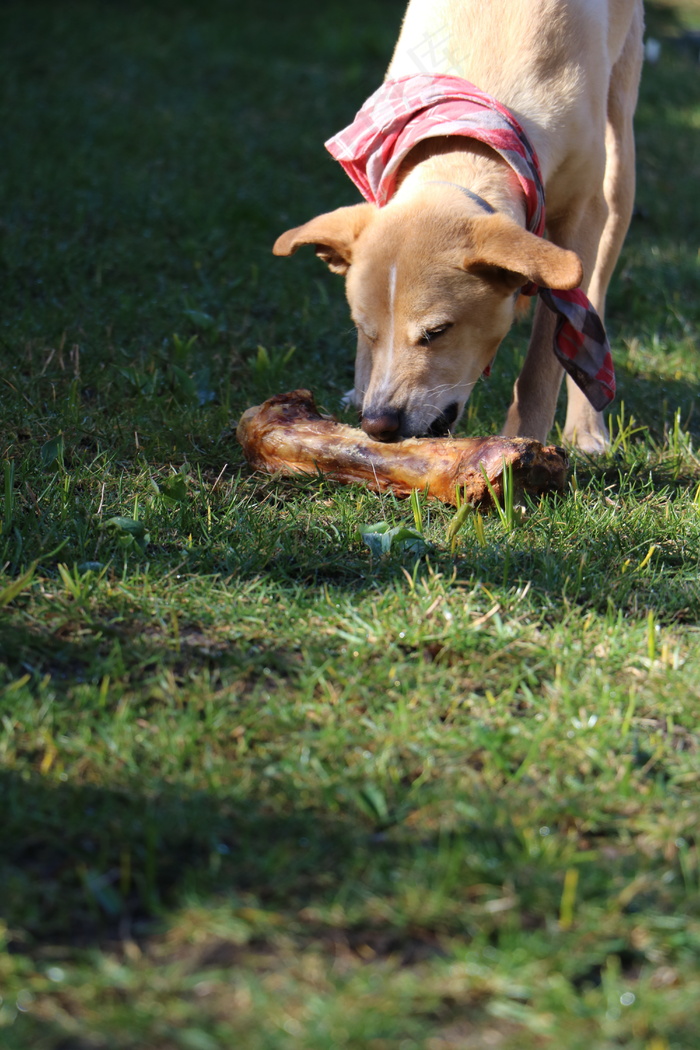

[562,425,610,455]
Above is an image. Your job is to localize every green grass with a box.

[1,1,700,1047]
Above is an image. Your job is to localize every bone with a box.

[236,389,568,507]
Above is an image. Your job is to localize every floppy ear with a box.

[464,214,583,291]
[273,204,374,275]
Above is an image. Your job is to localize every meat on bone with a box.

[236,389,568,507]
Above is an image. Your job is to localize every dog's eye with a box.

[354,321,378,344]
[419,323,453,347]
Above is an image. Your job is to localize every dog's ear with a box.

[464,214,583,291]
[273,204,374,275]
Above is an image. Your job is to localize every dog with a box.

[273,0,644,452]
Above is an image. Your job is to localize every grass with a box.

[1,1,700,1047]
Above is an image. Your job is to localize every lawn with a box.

[1,1,700,1047]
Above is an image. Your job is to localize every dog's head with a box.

[273,188,582,440]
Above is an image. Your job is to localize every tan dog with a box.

[274,0,644,451]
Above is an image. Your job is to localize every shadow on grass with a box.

[0,767,375,1047]
[0,761,640,951]
[0,768,356,948]
[0,766,571,1048]
[0,764,540,983]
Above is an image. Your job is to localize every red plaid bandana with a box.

[325,74,615,411]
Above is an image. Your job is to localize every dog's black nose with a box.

[361,407,402,442]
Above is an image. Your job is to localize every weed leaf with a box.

[183,308,218,332]
[168,364,198,404]
[0,561,38,608]
[40,435,64,470]
[356,521,428,558]
[357,784,390,824]
[159,474,189,503]
[104,516,149,551]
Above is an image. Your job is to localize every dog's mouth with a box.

[425,401,460,437]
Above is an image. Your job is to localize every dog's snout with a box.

[361,407,402,442]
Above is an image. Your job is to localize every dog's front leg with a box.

[562,377,609,453]
[561,12,643,453]
[501,300,564,445]
[503,186,615,451]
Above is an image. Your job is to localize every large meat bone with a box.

[236,390,568,507]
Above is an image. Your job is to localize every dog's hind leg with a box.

[562,4,644,452]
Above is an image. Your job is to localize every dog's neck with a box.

[392,136,527,226]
